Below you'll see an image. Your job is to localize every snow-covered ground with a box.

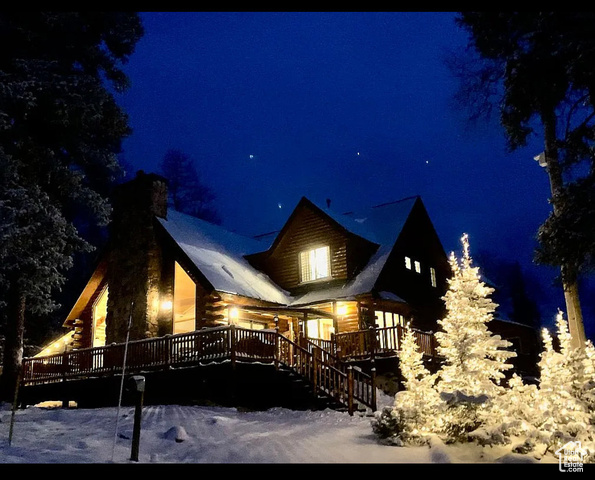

[0,396,559,464]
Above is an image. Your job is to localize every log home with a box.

[39,171,450,355]
[24,171,538,409]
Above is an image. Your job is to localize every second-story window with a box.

[414,260,421,273]
[430,267,437,287]
[405,256,412,270]
[300,246,331,283]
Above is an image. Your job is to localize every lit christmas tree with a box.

[434,234,516,442]
[536,311,593,455]
[393,322,441,442]
[436,233,516,398]
[371,322,440,445]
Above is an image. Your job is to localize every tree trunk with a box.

[0,278,26,402]
[543,110,587,350]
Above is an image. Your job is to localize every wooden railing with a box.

[298,338,376,411]
[21,325,377,415]
[334,324,436,360]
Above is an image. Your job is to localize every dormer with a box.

[246,197,379,294]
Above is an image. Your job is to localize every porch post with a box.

[274,315,280,371]
[347,365,354,416]
[370,360,377,412]
[61,351,69,408]
[303,312,308,340]
[369,325,377,362]
[312,346,318,393]
[230,324,236,370]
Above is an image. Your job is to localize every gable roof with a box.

[158,210,291,305]
[287,196,419,306]
[158,196,424,307]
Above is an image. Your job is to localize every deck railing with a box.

[21,325,379,414]
[333,324,436,360]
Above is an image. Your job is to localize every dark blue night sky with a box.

[115,12,592,337]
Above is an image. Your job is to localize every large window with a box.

[236,319,267,330]
[173,262,196,334]
[374,310,404,349]
[374,311,405,329]
[299,246,331,283]
[306,318,335,340]
[92,286,108,348]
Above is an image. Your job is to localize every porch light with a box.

[161,300,173,311]
[337,305,347,316]
[229,307,239,319]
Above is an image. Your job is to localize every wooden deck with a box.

[20,324,437,413]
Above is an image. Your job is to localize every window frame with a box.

[414,260,421,273]
[299,245,331,283]
[405,256,412,270]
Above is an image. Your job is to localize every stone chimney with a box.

[105,171,169,344]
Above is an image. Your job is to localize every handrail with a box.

[21,325,378,414]
[276,335,376,412]
[333,324,436,359]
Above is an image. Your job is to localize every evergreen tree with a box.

[393,323,440,443]
[159,148,221,224]
[436,234,516,398]
[371,322,440,445]
[536,311,594,456]
[454,12,595,349]
[435,234,516,442]
[0,12,143,401]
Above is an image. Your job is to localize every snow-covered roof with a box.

[290,197,418,306]
[321,196,418,246]
[158,197,418,307]
[158,210,291,305]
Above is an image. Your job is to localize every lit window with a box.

[300,246,330,282]
[375,310,384,327]
[173,262,196,334]
[430,267,437,287]
[405,256,412,269]
[414,260,421,273]
[306,318,334,340]
[237,319,267,330]
[92,286,108,348]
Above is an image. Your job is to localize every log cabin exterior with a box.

[25,171,539,409]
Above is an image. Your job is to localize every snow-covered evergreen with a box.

[372,234,595,460]
[533,311,595,458]
[372,322,440,445]
[432,234,516,442]
[436,234,516,398]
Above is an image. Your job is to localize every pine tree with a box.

[371,322,441,445]
[393,322,440,443]
[536,311,593,453]
[159,148,221,224]
[0,12,143,401]
[434,234,516,442]
[454,12,595,349]
[436,234,516,398]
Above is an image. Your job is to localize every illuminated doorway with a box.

[173,262,196,334]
